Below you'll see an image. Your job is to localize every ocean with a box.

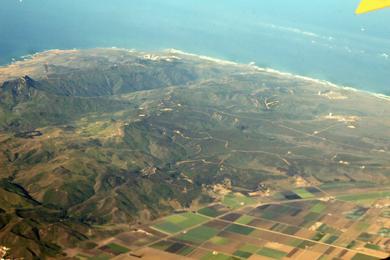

[1,0,389,93]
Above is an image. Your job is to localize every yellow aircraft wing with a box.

[356,0,390,14]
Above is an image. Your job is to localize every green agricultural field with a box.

[337,191,390,205]
[303,212,321,223]
[347,240,357,249]
[235,215,255,225]
[320,182,376,191]
[209,236,230,245]
[351,253,381,260]
[260,204,301,219]
[311,232,326,241]
[239,244,260,254]
[150,240,195,256]
[310,202,327,213]
[257,247,287,259]
[323,234,339,244]
[282,225,301,235]
[356,222,370,232]
[346,208,368,220]
[104,243,130,254]
[233,250,252,258]
[198,206,223,218]
[378,228,390,238]
[357,232,374,242]
[225,224,255,235]
[152,221,182,234]
[271,223,288,232]
[287,238,305,247]
[260,210,279,220]
[222,193,254,209]
[150,240,174,251]
[177,225,219,244]
[293,188,315,199]
[364,243,382,251]
[152,212,208,234]
[176,245,195,256]
[271,192,286,201]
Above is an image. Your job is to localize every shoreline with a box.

[167,48,390,102]
[2,47,390,102]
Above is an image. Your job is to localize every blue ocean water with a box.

[0,0,389,93]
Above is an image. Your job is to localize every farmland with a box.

[69,186,390,260]
[337,191,390,205]
[151,212,208,234]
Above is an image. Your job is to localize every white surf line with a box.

[163,48,390,103]
[6,47,390,103]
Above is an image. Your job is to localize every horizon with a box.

[1,0,390,93]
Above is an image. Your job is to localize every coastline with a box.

[167,48,390,102]
[2,47,390,102]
